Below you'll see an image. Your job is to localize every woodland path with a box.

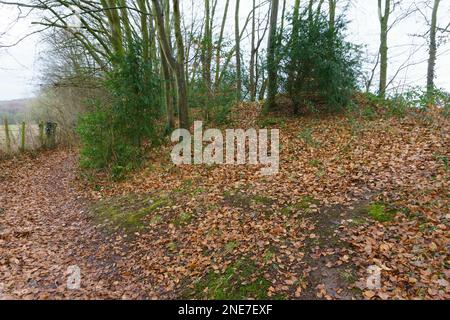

[0,151,142,299]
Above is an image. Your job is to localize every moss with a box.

[92,194,168,232]
[340,270,357,284]
[281,196,319,216]
[366,203,397,223]
[187,259,274,300]
[252,195,273,206]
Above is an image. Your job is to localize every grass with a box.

[252,195,274,205]
[366,203,397,223]
[92,194,168,232]
[187,258,277,300]
[281,196,320,216]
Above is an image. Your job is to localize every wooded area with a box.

[0,0,449,301]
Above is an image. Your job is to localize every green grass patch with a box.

[92,194,168,232]
[281,196,320,216]
[187,259,276,300]
[366,203,397,223]
[252,195,274,206]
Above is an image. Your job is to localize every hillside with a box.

[0,99,32,123]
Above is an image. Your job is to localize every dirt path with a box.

[0,151,135,299]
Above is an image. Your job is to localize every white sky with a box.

[0,0,449,101]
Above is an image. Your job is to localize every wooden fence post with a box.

[45,122,57,149]
[39,122,45,149]
[20,121,26,153]
[3,117,11,153]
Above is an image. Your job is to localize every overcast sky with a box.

[0,0,449,101]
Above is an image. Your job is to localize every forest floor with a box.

[0,103,449,300]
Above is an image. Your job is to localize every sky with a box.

[0,0,449,101]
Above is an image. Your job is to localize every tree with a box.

[151,0,189,129]
[427,0,440,97]
[214,0,230,91]
[378,0,391,98]
[266,0,279,111]
[329,0,338,32]
[235,0,242,101]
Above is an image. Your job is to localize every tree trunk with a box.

[137,0,150,62]
[266,0,279,111]
[378,0,390,98]
[202,0,213,92]
[235,0,242,101]
[329,0,337,32]
[100,0,124,58]
[214,0,230,91]
[161,47,175,129]
[290,0,301,114]
[427,0,440,98]
[152,0,189,129]
[172,0,189,129]
[249,0,256,101]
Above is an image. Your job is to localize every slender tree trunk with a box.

[235,0,242,101]
[214,0,230,91]
[152,0,189,129]
[137,0,150,62]
[119,0,133,46]
[100,0,124,58]
[202,0,213,92]
[161,48,175,129]
[290,0,301,114]
[329,0,337,32]
[378,0,390,98]
[427,0,440,98]
[249,0,256,101]
[172,0,189,129]
[266,0,279,111]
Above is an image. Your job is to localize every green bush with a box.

[77,42,162,177]
[280,12,361,114]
